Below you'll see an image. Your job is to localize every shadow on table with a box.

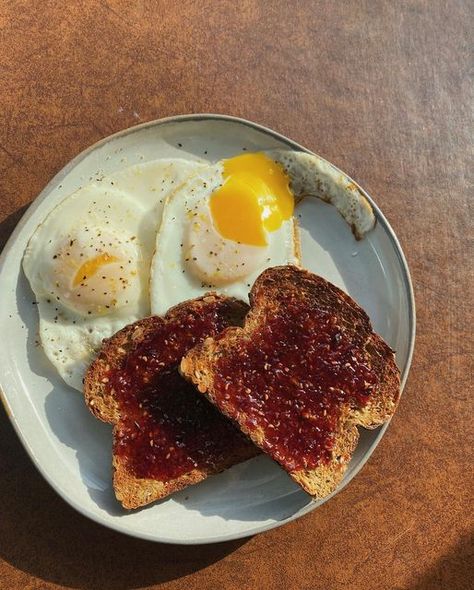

[0,203,31,251]
[0,406,249,590]
[409,533,473,590]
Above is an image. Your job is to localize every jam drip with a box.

[213,295,378,472]
[110,301,250,481]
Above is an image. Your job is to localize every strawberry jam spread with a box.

[108,298,253,481]
[212,283,379,473]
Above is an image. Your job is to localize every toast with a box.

[84,295,258,509]
[181,266,400,498]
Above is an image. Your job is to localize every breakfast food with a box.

[23,158,204,390]
[23,149,377,393]
[150,152,300,315]
[20,134,404,517]
[84,294,258,509]
[150,150,375,315]
[181,266,400,498]
[270,149,375,239]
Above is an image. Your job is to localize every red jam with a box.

[212,291,379,472]
[108,299,254,481]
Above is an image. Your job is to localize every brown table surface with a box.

[0,1,472,589]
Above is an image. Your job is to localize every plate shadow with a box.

[0,404,250,590]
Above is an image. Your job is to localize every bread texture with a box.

[84,295,258,509]
[181,266,400,498]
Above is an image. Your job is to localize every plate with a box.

[0,114,415,544]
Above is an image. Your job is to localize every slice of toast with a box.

[181,266,400,498]
[84,295,258,509]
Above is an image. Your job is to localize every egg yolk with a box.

[72,252,119,287]
[46,231,142,317]
[209,153,294,246]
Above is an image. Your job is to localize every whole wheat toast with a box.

[181,266,400,498]
[84,295,258,509]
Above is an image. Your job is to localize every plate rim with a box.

[0,113,416,544]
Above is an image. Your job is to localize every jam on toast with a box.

[84,295,258,509]
[181,266,400,498]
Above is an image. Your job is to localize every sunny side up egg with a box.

[150,152,300,315]
[150,150,376,316]
[23,158,205,391]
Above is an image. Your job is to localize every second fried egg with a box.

[23,158,205,391]
[150,152,300,315]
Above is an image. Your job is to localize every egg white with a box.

[268,150,375,239]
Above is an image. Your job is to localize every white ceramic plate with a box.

[0,115,415,544]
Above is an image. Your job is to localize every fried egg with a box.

[23,158,205,391]
[150,150,375,316]
[150,152,300,315]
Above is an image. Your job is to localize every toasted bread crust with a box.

[181,266,400,498]
[84,295,257,509]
